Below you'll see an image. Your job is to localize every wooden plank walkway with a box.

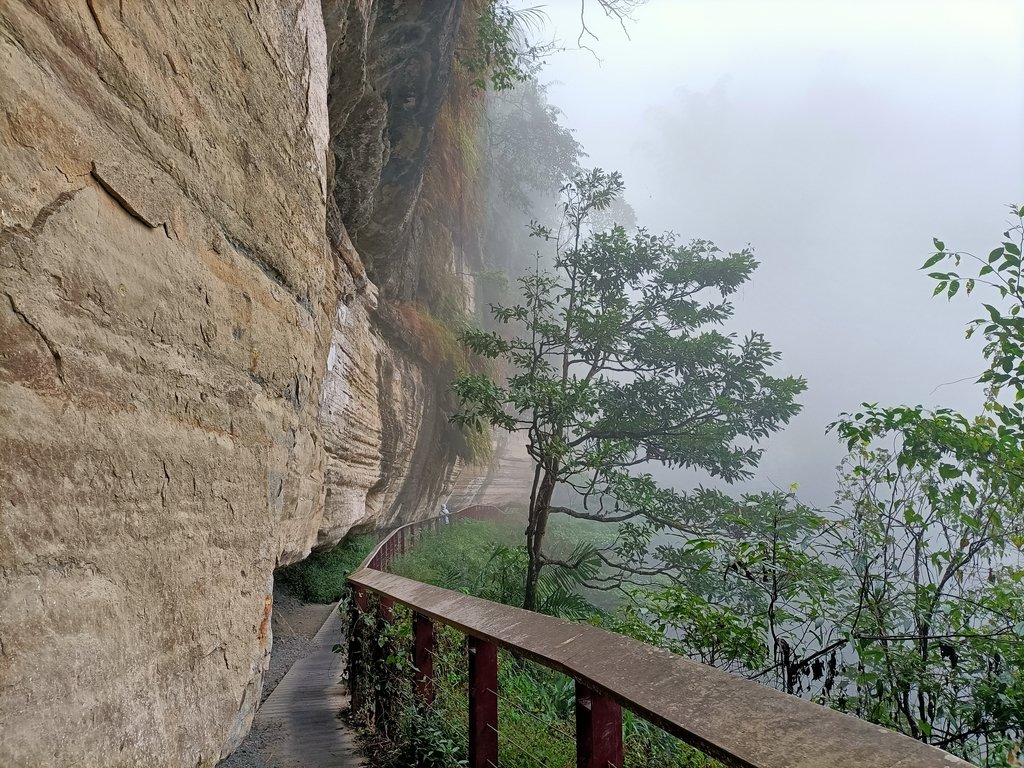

[246,602,365,767]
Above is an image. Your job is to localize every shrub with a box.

[380,301,468,370]
[276,534,376,603]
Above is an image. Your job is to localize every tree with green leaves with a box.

[922,205,1024,436]
[610,490,847,692]
[485,78,583,215]
[462,1,650,92]
[481,76,583,298]
[453,169,805,610]
[815,209,1024,763]
[461,3,549,92]
[824,411,1024,762]
[615,399,1024,763]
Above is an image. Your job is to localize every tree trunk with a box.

[523,464,557,611]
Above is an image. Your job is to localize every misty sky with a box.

[519,0,1024,505]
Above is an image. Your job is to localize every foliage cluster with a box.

[276,535,375,604]
[455,168,805,610]
[922,206,1024,433]
[380,302,470,371]
[617,477,1023,764]
[811,208,1024,761]
[459,0,650,92]
[459,2,548,92]
[485,78,583,216]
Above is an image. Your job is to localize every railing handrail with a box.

[355,504,504,572]
[348,509,973,768]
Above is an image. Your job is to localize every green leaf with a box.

[989,246,1004,263]
[922,252,945,269]
[933,281,947,297]
[932,238,945,252]
[938,463,960,480]
[948,281,960,299]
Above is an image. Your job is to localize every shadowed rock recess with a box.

[0,1,468,765]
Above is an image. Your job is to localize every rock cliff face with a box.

[0,1,466,765]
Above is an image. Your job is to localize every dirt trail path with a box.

[259,590,335,704]
[219,590,363,768]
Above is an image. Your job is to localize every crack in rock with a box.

[90,162,161,229]
[0,188,84,250]
[5,293,65,385]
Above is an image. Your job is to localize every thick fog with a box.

[523,0,1024,505]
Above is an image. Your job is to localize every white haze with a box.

[522,0,1024,505]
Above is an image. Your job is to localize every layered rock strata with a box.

[0,1,465,765]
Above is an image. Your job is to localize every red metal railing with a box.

[363,505,505,572]
[348,506,973,768]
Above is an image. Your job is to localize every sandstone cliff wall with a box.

[0,1,466,765]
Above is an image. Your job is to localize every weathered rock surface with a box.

[317,262,460,543]
[0,1,466,766]
[328,0,465,298]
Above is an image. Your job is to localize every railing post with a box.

[400,526,407,555]
[468,637,498,768]
[575,682,623,768]
[354,587,369,614]
[379,595,394,622]
[413,612,435,704]
[349,588,370,713]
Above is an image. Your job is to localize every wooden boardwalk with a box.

[245,603,365,767]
